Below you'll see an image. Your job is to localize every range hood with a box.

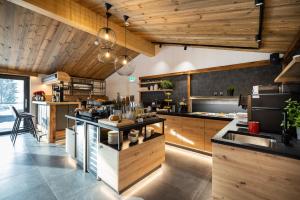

[42,71,71,85]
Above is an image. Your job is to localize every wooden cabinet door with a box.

[181,118,205,150]
[164,116,182,145]
[204,119,229,152]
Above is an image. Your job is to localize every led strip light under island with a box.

[65,114,166,193]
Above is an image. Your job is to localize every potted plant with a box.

[227,86,235,96]
[160,80,174,90]
[295,114,300,140]
[283,98,300,139]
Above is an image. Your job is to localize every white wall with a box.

[106,46,271,101]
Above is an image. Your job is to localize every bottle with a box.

[282,112,290,145]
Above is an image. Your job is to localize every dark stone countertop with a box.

[212,119,300,160]
[157,111,234,121]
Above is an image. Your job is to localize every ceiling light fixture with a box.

[94,3,116,49]
[97,47,116,64]
[115,15,135,76]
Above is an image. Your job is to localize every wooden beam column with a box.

[187,74,191,112]
[8,0,155,57]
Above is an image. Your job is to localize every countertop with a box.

[32,101,81,105]
[157,111,234,121]
[212,119,300,160]
[65,114,165,151]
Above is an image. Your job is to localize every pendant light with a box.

[94,3,116,49]
[115,15,135,76]
[97,47,116,64]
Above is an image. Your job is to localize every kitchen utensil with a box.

[128,130,139,143]
[145,127,154,138]
[108,131,123,145]
[248,121,260,134]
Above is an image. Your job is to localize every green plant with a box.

[227,86,235,96]
[295,114,300,128]
[227,86,235,92]
[160,80,174,89]
[283,98,300,129]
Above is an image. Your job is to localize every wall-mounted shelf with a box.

[275,55,300,83]
[190,96,239,101]
[139,89,173,93]
[139,81,162,85]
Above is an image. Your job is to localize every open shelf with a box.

[190,96,239,101]
[139,80,162,85]
[139,89,173,93]
[275,55,300,83]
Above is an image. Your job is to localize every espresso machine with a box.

[52,81,64,102]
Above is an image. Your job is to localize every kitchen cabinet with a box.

[157,114,229,153]
[204,119,229,152]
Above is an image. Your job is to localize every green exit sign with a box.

[128,75,136,82]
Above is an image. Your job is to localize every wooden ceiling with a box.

[1,0,299,80]
[75,0,300,53]
[0,0,138,79]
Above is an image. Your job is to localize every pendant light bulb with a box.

[98,48,115,64]
[104,33,109,40]
[122,59,128,65]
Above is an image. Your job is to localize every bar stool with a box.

[10,106,38,145]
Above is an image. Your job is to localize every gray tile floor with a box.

[0,134,212,200]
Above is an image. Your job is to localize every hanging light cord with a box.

[124,21,127,56]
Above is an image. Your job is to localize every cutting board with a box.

[98,119,135,127]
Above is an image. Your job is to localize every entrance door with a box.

[0,75,29,135]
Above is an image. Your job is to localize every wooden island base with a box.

[98,135,165,193]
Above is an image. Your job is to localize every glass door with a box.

[0,75,29,135]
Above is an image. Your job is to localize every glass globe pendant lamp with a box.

[115,15,135,76]
[97,48,116,64]
[94,3,116,49]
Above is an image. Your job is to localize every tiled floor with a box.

[0,134,212,200]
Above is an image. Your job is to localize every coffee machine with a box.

[52,81,64,102]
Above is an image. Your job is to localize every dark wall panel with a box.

[191,65,281,96]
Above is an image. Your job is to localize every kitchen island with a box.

[212,119,300,200]
[65,115,165,193]
[32,101,80,143]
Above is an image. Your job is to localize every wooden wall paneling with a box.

[212,143,300,200]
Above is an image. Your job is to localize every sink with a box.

[223,131,276,147]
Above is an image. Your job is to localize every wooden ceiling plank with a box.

[8,0,154,56]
